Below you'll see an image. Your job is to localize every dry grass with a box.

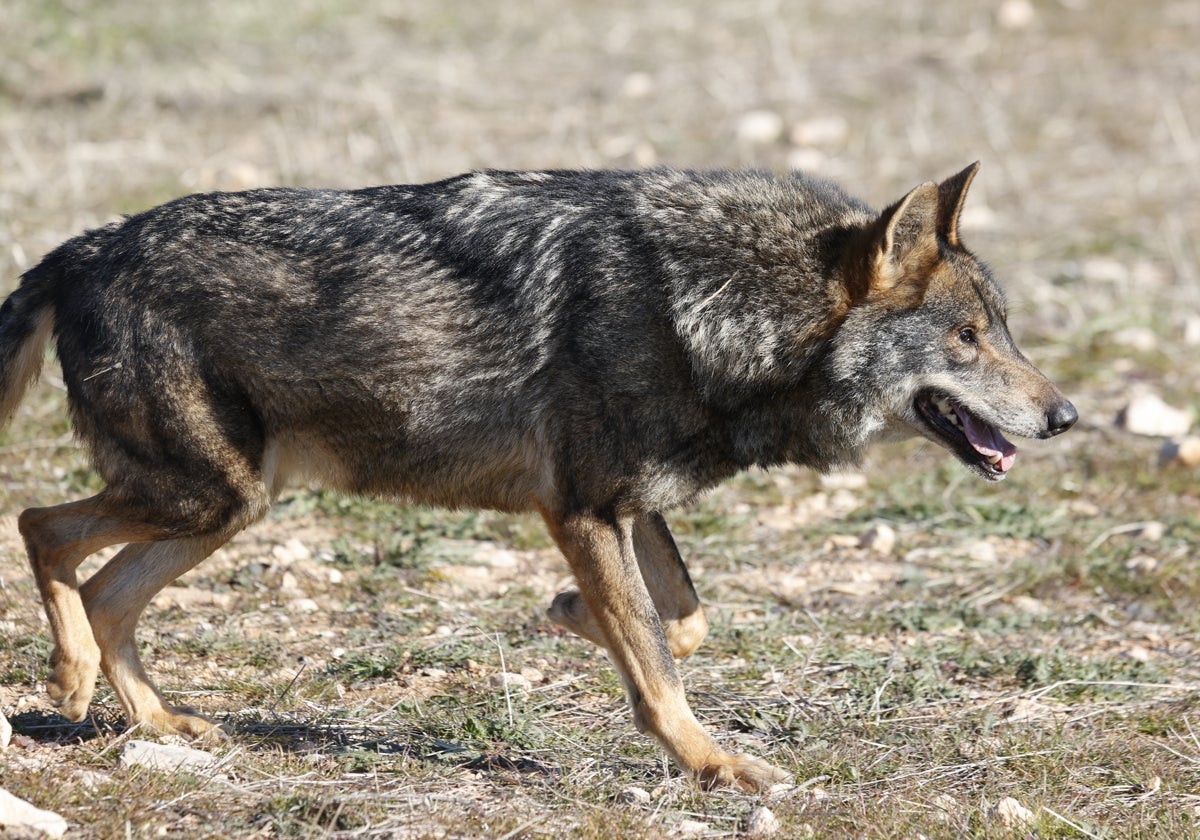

[1,0,1198,837]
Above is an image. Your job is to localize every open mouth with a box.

[915,390,1017,479]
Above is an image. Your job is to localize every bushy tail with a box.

[0,264,56,429]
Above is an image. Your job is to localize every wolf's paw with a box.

[139,705,226,742]
[46,649,100,722]
[696,752,792,793]
[547,589,606,648]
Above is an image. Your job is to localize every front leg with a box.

[550,512,708,658]
[539,505,788,792]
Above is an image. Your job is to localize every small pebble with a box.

[746,805,781,838]
[1116,393,1192,437]
[618,786,651,806]
[859,523,896,555]
[737,110,785,145]
[988,796,1036,828]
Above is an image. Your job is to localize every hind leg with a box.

[21,479,267,729]
[19,496,168,722]
[81,533,238,737]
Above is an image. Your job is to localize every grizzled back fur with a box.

[2,166,1065,521]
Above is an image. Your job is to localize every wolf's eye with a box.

[958,326,978,345]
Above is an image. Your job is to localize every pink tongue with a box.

[958,409,1017,472]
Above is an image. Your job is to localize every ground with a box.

[1,0,1198,837]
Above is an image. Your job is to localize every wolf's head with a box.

[832,163,1077,481]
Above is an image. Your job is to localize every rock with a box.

[1134,521,1166,541]
[474,543,519,569]
[1010,595,1050,616]
[289,597,320,613]
[120,739,219,774]
[0,710,10,750]
[71,769,111,791]
[1183,315,1200,346]
[930,793,961,823]
[272,538,312,564]
[859,523,896,555]
[737,110,785,145]
[1110,326,1159,351]
[0,787,68,837]
[786,147,826,172]
[790,115,848,148]
[746,806,781,837]
[618,786,651,806]
[804,786,830,805]
[988,796,1036,828]
[1124,555,1158,574]
[996,0,1036,28]
[965,540,998,564]
[823,534,860,550]
[818,471,867,490]
[519,667,544,684]
[677,819,709,835]
[1116,393,1193,437]
[490,672,532,693]
[764,782,797,803]
[620,72,654,99]
[1161,436,1200,467]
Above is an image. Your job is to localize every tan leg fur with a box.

[540,506,789,792]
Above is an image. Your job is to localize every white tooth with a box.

[986,453,1002,465]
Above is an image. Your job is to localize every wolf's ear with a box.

[861,180,940,301]
[937,161,980,248]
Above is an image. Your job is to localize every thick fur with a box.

[0,165,1075,790]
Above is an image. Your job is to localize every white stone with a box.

[272,538,312,564]
[965,540,998,564]
[0,710,10,750]
[997,0,1036,29]
[988,797,1036,828]
[677,819,709,835]
[786,147,826,172]
[289,597,320,613]
[621,72,654,99]
[618,785,651,805]
[1161,436,1200,467]
[930,793,960,823]
[1124,555,1158,574]
[1182,315,1200,346]
[746,806,781,837]
[737,110,785,145]
[490,672,532,693]
[1117,393,1192,437]
[818,471,867,490]
[859,523,896,555]
[0,787,68,837]
[790,115,847,148]
[1110,326,1159,352]
[120,739,219,774]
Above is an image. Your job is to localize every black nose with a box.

[1046,401,1078,436]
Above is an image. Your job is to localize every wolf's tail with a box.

[0,262,56,429]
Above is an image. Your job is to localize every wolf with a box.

[0,163,1075,790]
